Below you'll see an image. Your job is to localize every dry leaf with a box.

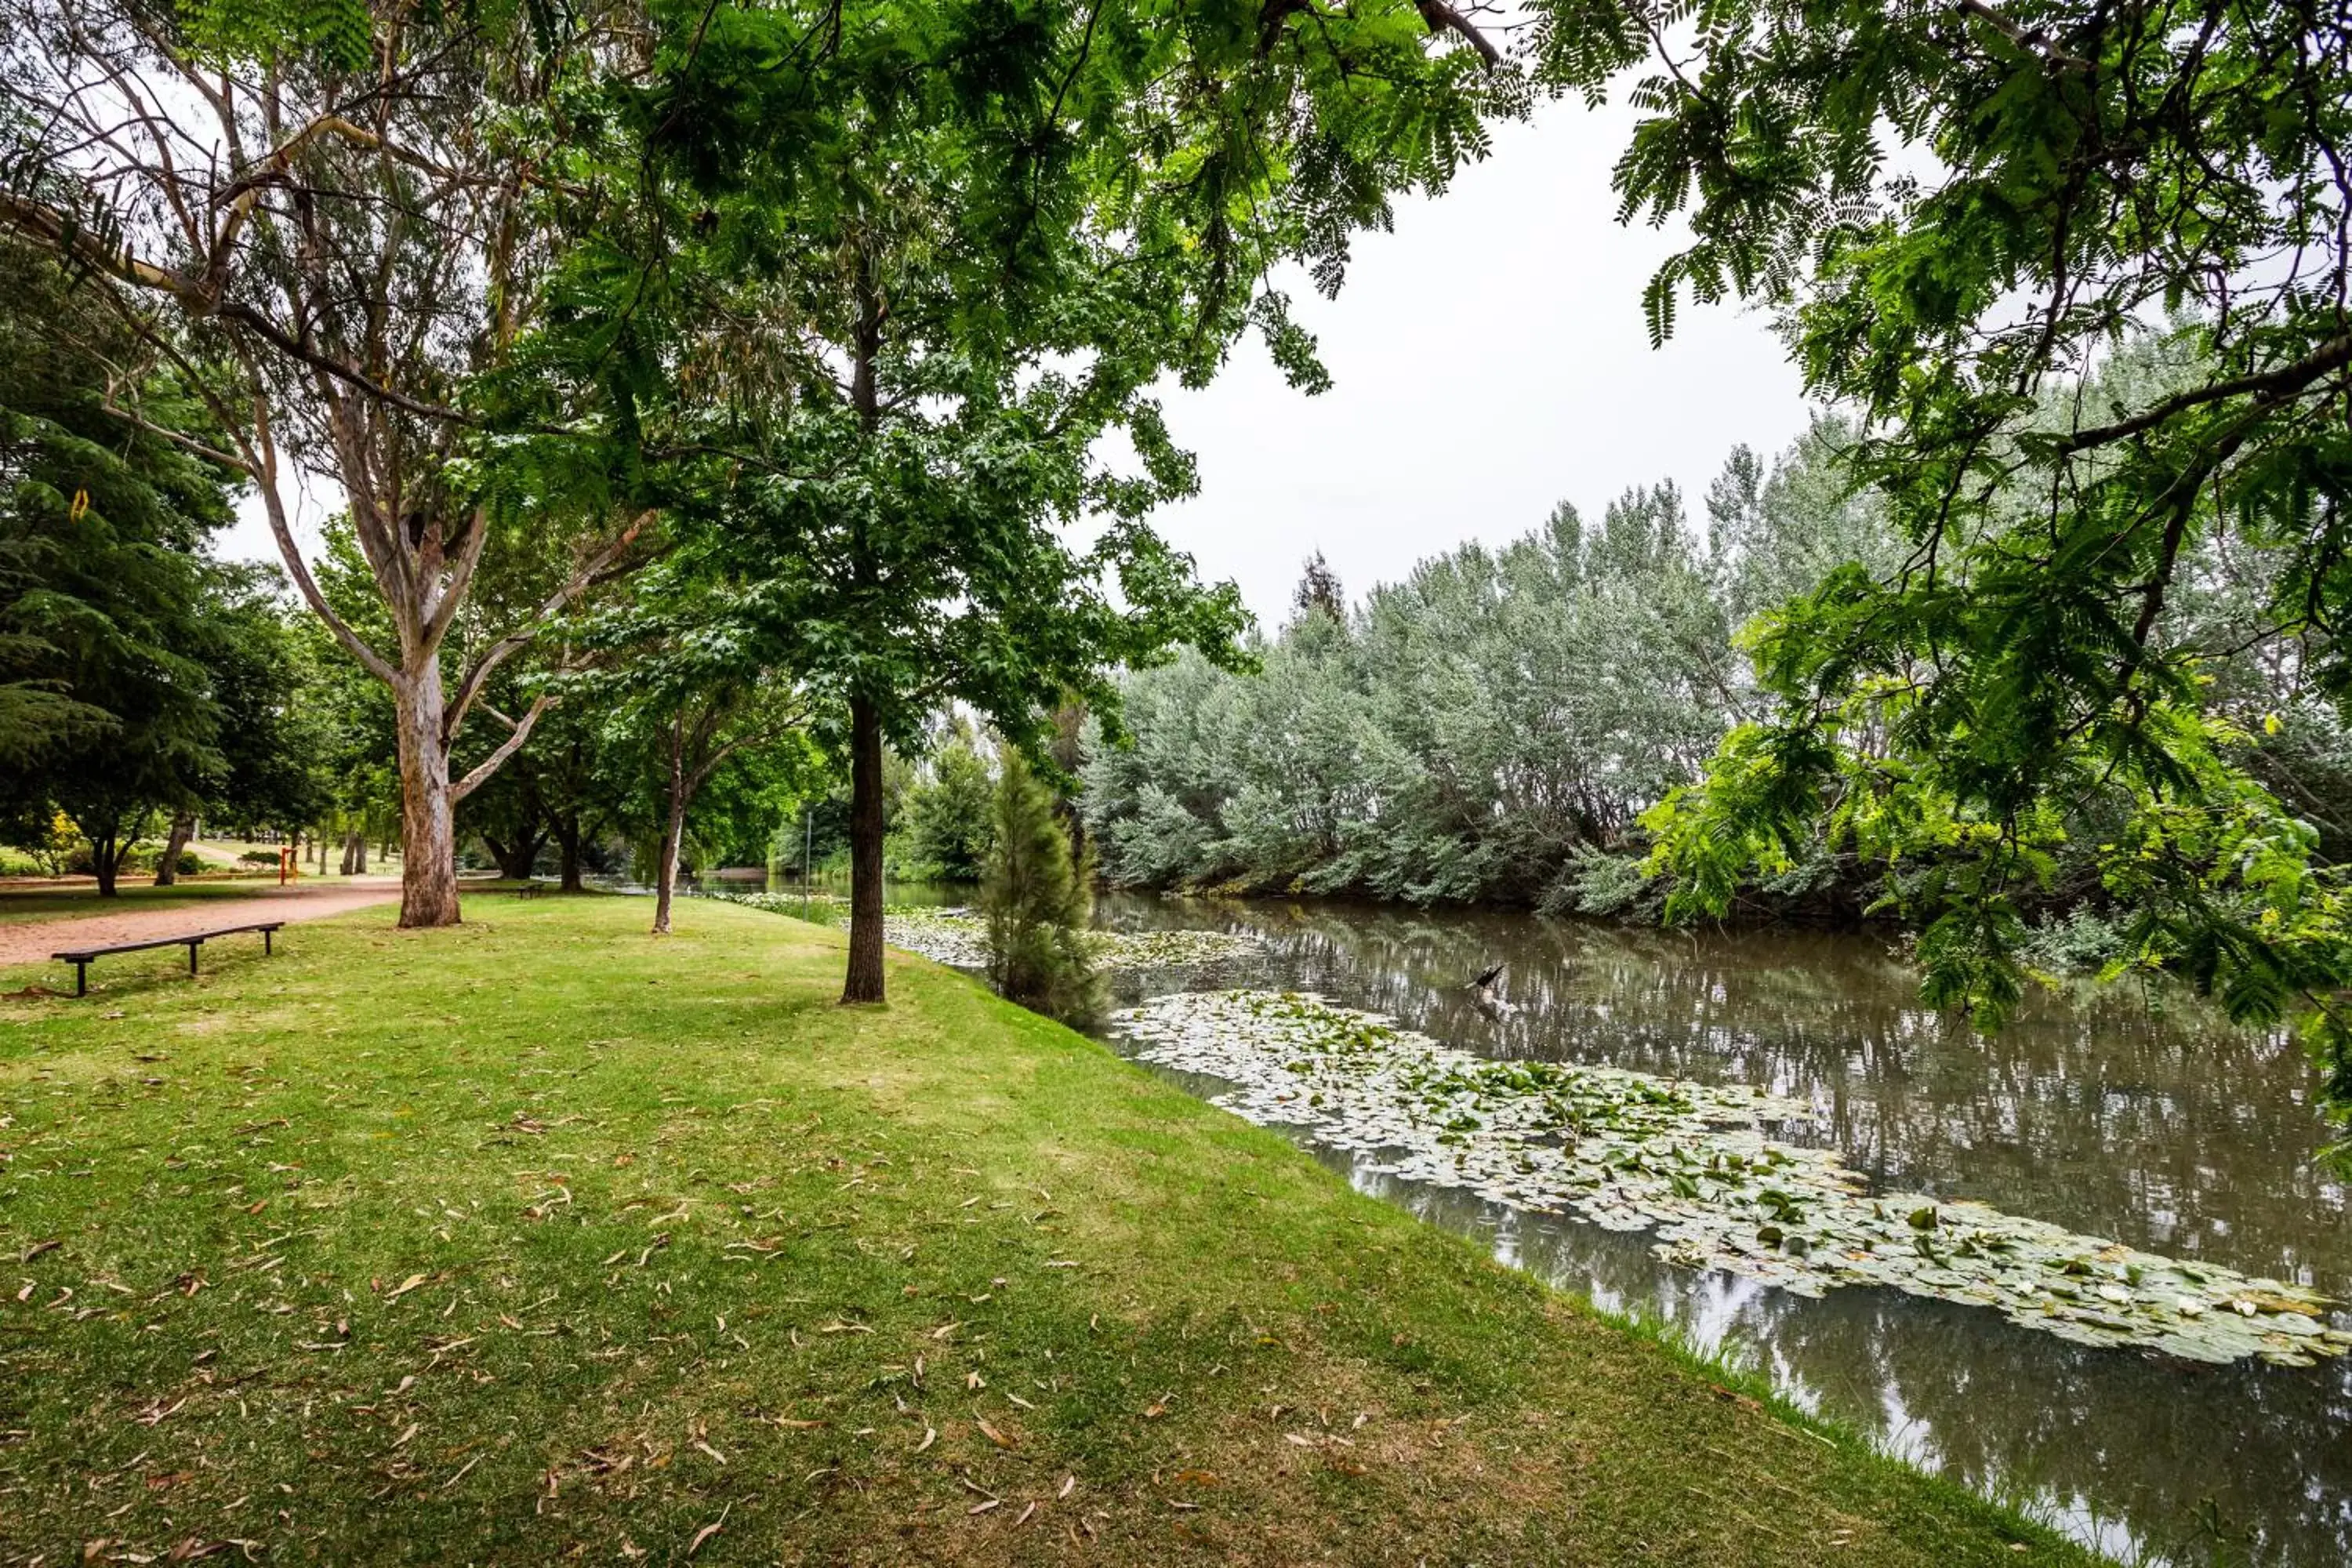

[688,1502,731,1556]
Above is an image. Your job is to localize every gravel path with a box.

[0,881,401,970]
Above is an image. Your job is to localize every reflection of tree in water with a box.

[1094,896,2352,1566]
[1325,1155,2352,1568]
[1098,895,2348,1300]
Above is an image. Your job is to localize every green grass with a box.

[0,880,289,927]
[0,898,2102,1565]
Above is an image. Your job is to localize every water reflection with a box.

[1091,895,2352,1568]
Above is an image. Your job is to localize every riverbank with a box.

[0,896,2093,1564]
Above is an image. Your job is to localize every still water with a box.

[1076,893,2349,1568]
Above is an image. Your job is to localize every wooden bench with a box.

[53,921,287,997]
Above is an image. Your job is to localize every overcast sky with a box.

[218,98,1816,632]
[1145,97,1814,628]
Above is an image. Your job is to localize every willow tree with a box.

[636,0,1511,1003]
[1534,5,2352,1134]
[0,1,648,925]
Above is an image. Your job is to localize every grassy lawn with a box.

[0,880,289,927]
[0,897,2098,1566]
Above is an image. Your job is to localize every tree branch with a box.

[1955,1,2092,73]
[2057,335,2352,453]
[0,190,477,428]
[441,508,657,745]
[1411,0,1501,68]
[451,693,557,804]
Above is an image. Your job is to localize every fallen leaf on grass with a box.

[976,1417,1015,1450]
[19,1240,60,1264]
[688,1501,731,1555]
[383,1272,429,1302]
[913,1427,936,1453]
[968,1499,1000,1516]
[1014,1501,1037,1526]
[1058,1475,1076,1499]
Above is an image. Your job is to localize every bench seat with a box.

[53,921,287,996]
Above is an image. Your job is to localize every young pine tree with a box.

[981,751,1100,1025]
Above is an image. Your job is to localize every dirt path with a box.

[0,881,401,969]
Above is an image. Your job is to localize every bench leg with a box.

[74,962,86,998]
[189,942,199,977]
[264,929,274,956]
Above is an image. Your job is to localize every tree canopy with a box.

[1519,2,2352,1140]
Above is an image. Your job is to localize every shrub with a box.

[980,750,1100,1025]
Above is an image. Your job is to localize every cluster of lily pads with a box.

[706,890,844,916]
[1114,989,2351,1368]
[873,907,1264,972]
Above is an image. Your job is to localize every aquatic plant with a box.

[1114,989,2351,1367]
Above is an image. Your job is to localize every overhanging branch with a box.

[451,693,557,804]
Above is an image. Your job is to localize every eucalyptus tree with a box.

[638,0,1511,1004]
[1532,3,2352,1128]
[0,0,654,925]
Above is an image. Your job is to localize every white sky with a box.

[220,98,1815,631]
[1145,98,1813,627]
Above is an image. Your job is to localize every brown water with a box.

[1082,893,2352,1568]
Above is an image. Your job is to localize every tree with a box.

[898,724,996,881]
[2,1,651,925]
[1533,4,2352,1135]
[0,238,247,892]
[154,568,334,885]
[644,0,1507,1004]
[982,749,1099,1023]
[574,557,814,935]
[1292,553,1348,626]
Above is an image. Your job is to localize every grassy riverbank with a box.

[0,897,2098,1565]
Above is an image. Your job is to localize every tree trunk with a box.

[152,811,195,886]
[92,830,119,897]
[653,720,687,935]
[485,830,545,883]
[555,815,585,892]
[842,691,887,1004]
[340,829,360,876]
[393,666,462,927]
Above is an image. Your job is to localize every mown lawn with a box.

[0,896,2100,1565]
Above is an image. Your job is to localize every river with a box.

[729,880,2352,1564]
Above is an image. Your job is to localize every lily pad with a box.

[1112,989,2343,1368]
